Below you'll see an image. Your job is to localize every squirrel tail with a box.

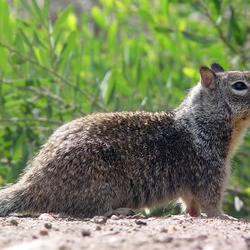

[0,182,31,216]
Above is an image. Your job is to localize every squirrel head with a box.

[199,63,250,121]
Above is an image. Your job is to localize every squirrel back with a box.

[0,63,250,218]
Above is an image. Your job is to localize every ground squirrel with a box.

[1,63,250,218]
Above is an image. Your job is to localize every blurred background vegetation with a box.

[1,0,250,218]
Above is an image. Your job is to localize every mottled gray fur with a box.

[1,63,250,218]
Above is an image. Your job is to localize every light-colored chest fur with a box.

[228,115,250,159]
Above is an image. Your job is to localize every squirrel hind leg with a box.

[185,206,200,217]
[180,196,201,217]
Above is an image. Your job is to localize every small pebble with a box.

[154,236,173,243]
[165,214,172,218]
[244,235,250,241]
[132,213,146,219]
[65,216,77,221]
[53,225,60,231]
[135,220,147,226]
[94,226,102,231]
[197,234,208,240]
[83,218,91,221]
[110,215,119,220]
[91,216,107,224]
[38,213,55,221]
[7,219,18,226]
[172,215,187,220]
[44,223,52,229]
[82,229,91,237]
[107,236,124,245]
[147,217,156,221]
[245,238,250,249]
[58,246,69,250]
[160,228,168,233]
[39,230,49,236]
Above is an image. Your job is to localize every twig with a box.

[226,187,248,197]
[2,79,64,103]
[0,118,62,125]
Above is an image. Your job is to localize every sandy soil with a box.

[0,213,250,250]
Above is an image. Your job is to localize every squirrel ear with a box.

[210,62,225,73]
[199,66,216,88]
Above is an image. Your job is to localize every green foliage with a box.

[1,0,250,218]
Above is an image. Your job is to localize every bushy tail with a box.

[0,183,31,216]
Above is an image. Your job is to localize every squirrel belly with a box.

[1,63,250,218]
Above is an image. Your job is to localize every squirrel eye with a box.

[231,81,248,91]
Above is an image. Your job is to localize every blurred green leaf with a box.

[0,0,11,41]
[155,26,214,44]
[138,9,155,24]
[0,47,8,72]
[18,28,36,57]
[10,54,25,65]
[31,0,46,26]
[228,6,245,46]
[154,26,175,34]
[99,71,115,104]
[212,0,221,16]
[12,126,25,160]
[33,32,47,49]
[20,0,32,15]
[91,6,106,28]
[182,31,214,44]
[56,31,76,70]
[53,5,73,32]
[245,187,250,197]
[108,20,118,49]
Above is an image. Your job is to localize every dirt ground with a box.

[0,213,250,250]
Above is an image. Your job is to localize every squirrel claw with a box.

[215,214,238,220]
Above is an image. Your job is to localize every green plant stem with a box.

[3,79,64,103]
[0,117,62,124]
